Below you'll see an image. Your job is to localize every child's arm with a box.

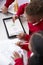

[11,52,24,65]
[16,42,29,51]
[15,58,24,65]
[4,0,14,8]
[20,43,29,51]
[16,3,28,16]
[2,0,14,13]
[17,33,30,41]
[23,34,30,41]
[13,3,29,22]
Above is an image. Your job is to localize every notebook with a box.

[3,17,26,38]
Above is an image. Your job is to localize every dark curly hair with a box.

[25,1,43,16]
[28,31,43,65]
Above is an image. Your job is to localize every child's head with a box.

[29,31,43,55]
[28,31,43,65]
[25,1,43,23]
[28,53,43,65]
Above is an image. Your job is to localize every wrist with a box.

[14,58,22,62]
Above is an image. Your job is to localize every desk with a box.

[0,1,29,65]
[0,12,28,65]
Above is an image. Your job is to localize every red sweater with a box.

[5,0,14,8]
[20,21,43,51]
[4,0,28,9]
[15,58,24,65]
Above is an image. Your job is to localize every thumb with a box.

[11,56,14,60]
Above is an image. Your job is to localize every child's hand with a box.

[16,42,23,47]
[16,33,25,39]
[13,15,18,22]
[11,52,21,60]
[2,6,8,13]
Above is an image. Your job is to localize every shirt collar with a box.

[33,19,43,26]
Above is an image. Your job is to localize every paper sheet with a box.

[17,0,30,6]
[0,42,24,65]
[0,53,12,65]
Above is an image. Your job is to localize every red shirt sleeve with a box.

[20,34,31,51]
[17,3,28,16]
[4,0,14,8]
[23,34,30,41]
[15,58,24,65]
[21,43,29,51]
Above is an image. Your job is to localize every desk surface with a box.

[0,1,29,64]
[0,12,28,65]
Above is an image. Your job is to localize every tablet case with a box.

[3,17,26,39]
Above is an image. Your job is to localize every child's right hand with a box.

[2,6,8,13]
[16,42,23,47]
[16,33,25,39]
[13,15,18,22]
[11,52,21,60]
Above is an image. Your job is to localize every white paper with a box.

[0,42,24,65]
[5,18,24,36]
[17,0,30,6]
[0,53,12,65]
[0,42,12,65]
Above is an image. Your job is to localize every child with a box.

[28,31,43,65]
[15,0,43,52]
[11,1,43,63]
[12,31,43,65]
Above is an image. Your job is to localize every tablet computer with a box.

[3,17,26,38]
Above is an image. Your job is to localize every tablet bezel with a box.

[3,17,26,39]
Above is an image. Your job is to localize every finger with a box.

[11,56,14,60]
[13,52,18,55]
[14,52,20,57]
[16,36,22,39]
[22,55,23,58]
[12,17,15,22]
[13,52,18,57]
[9,63,12,65]
[16,35,20,38]
[16,42,22,46]
[16,42,20,45]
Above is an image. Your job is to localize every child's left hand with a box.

[16,33,25,40]
[11,52,21,60]
[2,6,8,14]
